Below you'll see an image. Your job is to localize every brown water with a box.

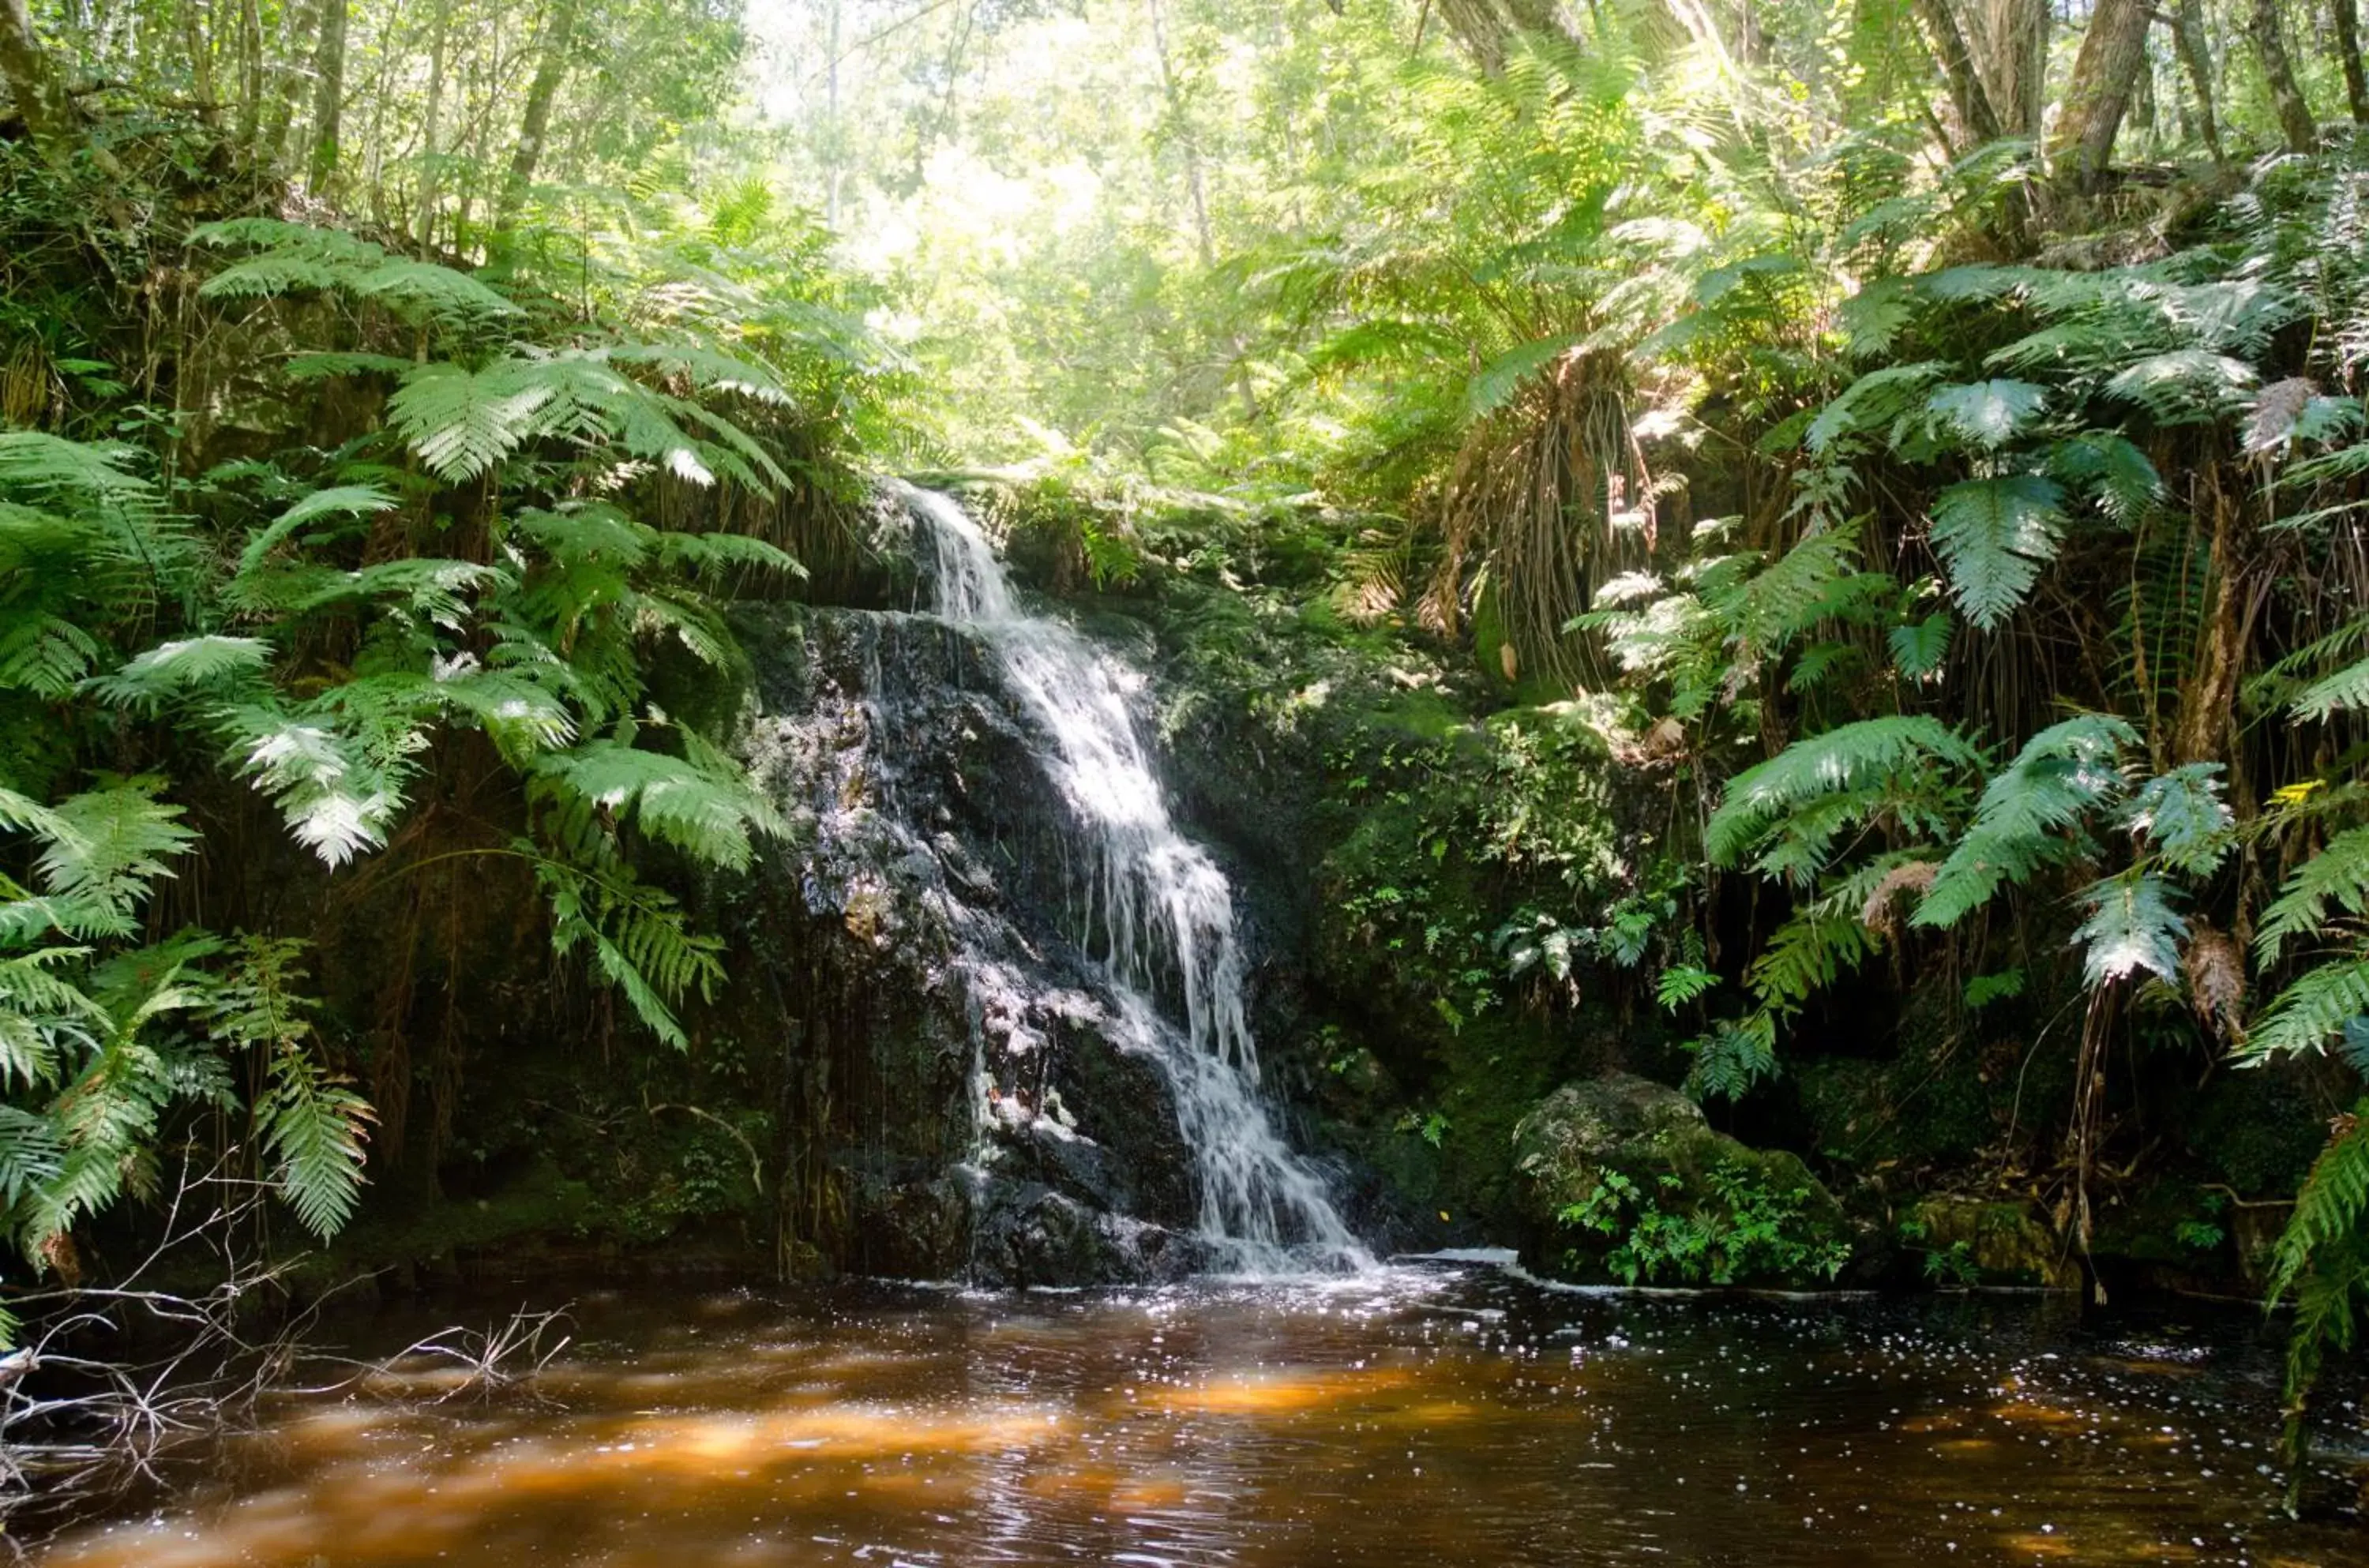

[39,1262,2367,1567]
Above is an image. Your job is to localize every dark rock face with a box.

[711,603,1204,1285]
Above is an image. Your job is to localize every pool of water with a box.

[39,1261,2367,1567]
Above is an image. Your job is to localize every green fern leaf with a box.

[1928,474,2065,629]
[1925,380,2046,448]
[1914,713,2135,929]
[1707,717,1981,868]
[2247,957,2369,1060]
[238,486,399,577]
[2071,873,2187,986]
[2121,763,2233,876]
[84,636,272,711]
[2258,828,2369,964]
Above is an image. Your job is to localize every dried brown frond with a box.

[1860,860,1939,932]
[2181,921,2246,1042]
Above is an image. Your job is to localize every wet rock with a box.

[1511,1073,1849,1286]
[1906,1197,2083,1290]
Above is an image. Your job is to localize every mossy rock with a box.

[1907,1197,2082,1290]
[1511,1073,1849,1286]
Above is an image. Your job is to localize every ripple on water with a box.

[33,1265,2367,1568]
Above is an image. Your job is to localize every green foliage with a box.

[1914,715,2134,930]
[1558,1161,1849,1286]
[1706,717,1979,874]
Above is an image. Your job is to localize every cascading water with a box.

[899,483,1365,1273]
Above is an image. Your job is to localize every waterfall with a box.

[899,483,1365,1273]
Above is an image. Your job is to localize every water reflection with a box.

[41,1265,2363,1567]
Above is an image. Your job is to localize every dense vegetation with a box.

[7,0,2369,1519]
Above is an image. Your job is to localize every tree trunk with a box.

[416,0,446,254]
[1971,0,2048,137]
[2249,0,2316,151]
[1435,0,1576,73]
[495,0,580,233]
[2172,0,2224,159]
[182,0,220,125]
[1146,0,1214,268]
[262,0,321,167]
[235,0,264,148]
[2334,0,2369,122]
[306,0,347,189]
[2052,0,2152,189]
[1910,0,2004,149]
[0,0,83,163]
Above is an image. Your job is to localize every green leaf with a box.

[2120,763,2232,876]
[1888,613,1950,681]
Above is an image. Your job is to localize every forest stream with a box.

[35,1263,2369,1568]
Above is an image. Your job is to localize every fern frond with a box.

[253,1045,374,1240]
[2122,763,2233,876]
[1927,474,2065,630]
[2258,827,2369,963]
[1914,713,2134,929]
[84,636,272,711]
[538,739,783,872]
[31,778,197,939]
[2071,872,2187,986]
[1707,717,1981,868]
[2104,349,2258,424]
[237,486,399,577]
[1924,379,2046,448]
[2245,956,2369,1061]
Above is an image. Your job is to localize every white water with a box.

[902,484,1365,1271]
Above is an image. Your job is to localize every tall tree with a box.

[496,0,581,233]
[2171,0,2224,160]
[2052,0,2153,189]
[306,0,348,189]
[2334,0,2369,123]
[1434,0,1576,73]
[1910,0,2004,149]
[0,0,82,163]
[2248,0,2316,151]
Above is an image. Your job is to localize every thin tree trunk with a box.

[2249,0,2316,151]
[2052,0,2152,189]
[0,0,84,162]
[261,0,321,167]
[235,0,262,147]
[306,0,346,189]
[182,0,220,123]
[495,0,578,233]
[2334,0,2369,122]
[416,0,445,253]
[1145,0,1214,268]
[1910,0,2004,149]
[2172,0,2224,159]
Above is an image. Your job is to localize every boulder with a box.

[1511,1073,1850,1287]
[1905,1197,2082,1290]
